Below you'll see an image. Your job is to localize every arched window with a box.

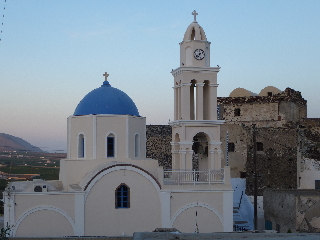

[134,134,140,158]
[115,184,130,208]
[107,134,115,157]
[78,134,85,158]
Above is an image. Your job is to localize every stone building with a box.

[218,87,307,195]
[218,86,320,195]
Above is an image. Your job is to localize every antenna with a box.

[0,0,7,42]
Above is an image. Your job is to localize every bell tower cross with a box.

[192,10,198,22]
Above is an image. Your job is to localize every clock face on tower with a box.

[194,49,205,60]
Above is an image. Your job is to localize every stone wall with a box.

[246,128,298,195]
[217,87,307,128]
[264,189,320,233]
[146,125,172,169]
[220,124,249,178]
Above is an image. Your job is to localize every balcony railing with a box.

[163,169,224,185]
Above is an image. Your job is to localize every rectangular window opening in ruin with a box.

[267,92,273,96]
[257,142,263,151]
[234,108,241,116]
[228,143,235,152]
[240,171,246,178]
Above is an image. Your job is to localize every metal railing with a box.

[163,169,224,185]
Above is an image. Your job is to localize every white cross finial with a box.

[192,10,198,22]
[103,72,109,81]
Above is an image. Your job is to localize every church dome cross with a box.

[103,72,109,81]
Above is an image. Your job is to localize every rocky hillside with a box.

[0,133,44,152]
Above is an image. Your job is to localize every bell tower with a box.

[169,11,224,172]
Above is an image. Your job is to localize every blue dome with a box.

[74,81,139,116]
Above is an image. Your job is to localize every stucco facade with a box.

[4,12,233,237]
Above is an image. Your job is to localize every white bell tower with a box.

[169,11,224,171]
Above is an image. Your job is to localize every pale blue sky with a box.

[0,0,319,152]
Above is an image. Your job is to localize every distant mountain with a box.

[0,133,45,152]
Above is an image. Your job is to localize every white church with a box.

[4,12,233,237]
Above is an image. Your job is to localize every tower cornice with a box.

[171,66,220,77]
[169,120,225,127]
[179,40,211,45]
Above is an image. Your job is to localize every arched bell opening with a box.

[192,132,209,171]
[190,80,196,120]
[172,133,181,170]
[174,133,180,151]
[203,80,210,120]
[191,27,196,40]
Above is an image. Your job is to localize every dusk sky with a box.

[0,1,319,152]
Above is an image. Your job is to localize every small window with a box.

[315,180,320,189]
[240,172,247,178]
[265,220,272,230]
[115,184,130,208]
[107,135,115,157]
[234,108,241,116]
[267,92,273,96]
[257,142,263,151]
[228,143,235,152]
[78,134,85,158]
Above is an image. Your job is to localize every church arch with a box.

[13,206,75,237]
[106,132,117,158]
[190,130,212,143]
[83,164,161,201]
[78,133,85,158]
[84,164,162,235]
[170,202,223,230]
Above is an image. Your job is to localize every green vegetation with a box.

[0,151,64,181]
[0,166,59,181]
[0,225,12,240]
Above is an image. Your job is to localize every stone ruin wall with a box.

[246,127,298,195]
[218,87,307,128]
[264,189,320,233]
[146,125,172,169]
[220,124,249,178]
[300,118,320,164]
